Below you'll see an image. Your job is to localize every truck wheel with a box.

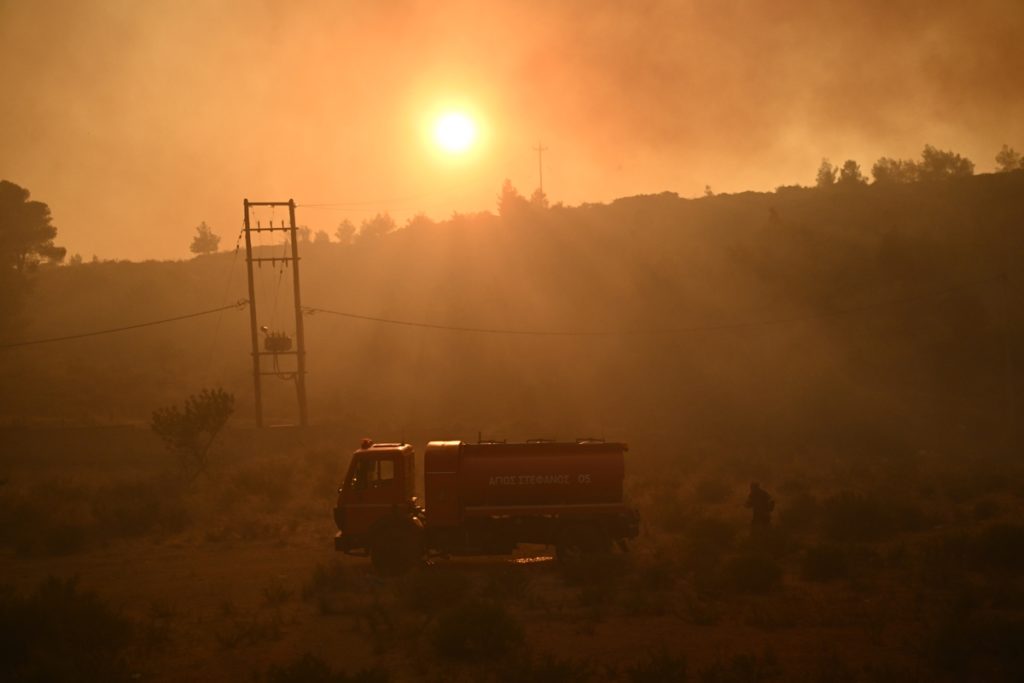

[370,524,423,577]
[556,525,611,563]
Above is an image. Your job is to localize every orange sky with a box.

[2,0,1023,260]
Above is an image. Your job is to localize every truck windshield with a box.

[349,456,395,491]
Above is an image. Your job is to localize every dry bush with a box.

[398,566,471,613]
[216,608,283,649]
[970,523,1024,573]
[431,600,524,661]
[694,477,732,505]
[91,478,189,539]
[623,648,688,682]
[820,490,927,543]
[724,553,783,594]
[492,653,592,683]
[0,577,134,682]
[265,653,391,683]
[800,543,849,582]
[302,561,354,601]
[698,649,782,682]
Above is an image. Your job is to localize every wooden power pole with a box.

[242,198,309,427]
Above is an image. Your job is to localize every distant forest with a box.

[1,160,1022,460]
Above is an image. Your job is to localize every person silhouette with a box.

[745,482,775,529]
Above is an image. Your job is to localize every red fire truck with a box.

[333,439,640,574]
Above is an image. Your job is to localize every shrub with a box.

[624,649,688,682]
[821,491,926,543]
[302,562,353,600]
[777,492,819,533]
[151,387,234,480]
[725,554,782,594]
[91,478,189,538]
[801,544,848,582]
[0,577,134,682]
[494,653,592,683]
[266,653,391,683]
[699,649,782,682]
[398,566,470,612]
[684,516,736,567]
[694,478,731,504]
[431,600,524,660]
[971,523,1024,572]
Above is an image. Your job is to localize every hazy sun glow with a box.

[434,112,477,153]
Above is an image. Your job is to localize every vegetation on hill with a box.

[0,170,1021,461]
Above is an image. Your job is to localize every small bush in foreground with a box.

[725,554,782,594]
[494,653,592,683]
[0,577,134,682]
[431,600,524,660]
[624,649,688,682]
[266,653,390,683]
[801,544,848,582]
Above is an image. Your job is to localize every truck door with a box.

[341,453,401,536]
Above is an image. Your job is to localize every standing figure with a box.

[745,482,775,529]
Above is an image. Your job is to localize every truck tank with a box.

[424,440,628,526]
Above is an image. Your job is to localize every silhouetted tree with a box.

[151,388,234,480]
[497,179,528,218]
[297,226,312,244]
[334,219,356,245]
[529,187,549,208]
[358,212,396,241]
[704,184,714,197]
[189,221,220,255]
[0,180,64,329]
[815,159,837,187]
[871,157,919,184]
[995,144,1023,172]
[837,159,867,186]
[0,180,65,272]
[405,212,435,231]
[918,144,974,181]
[313,229,331,245]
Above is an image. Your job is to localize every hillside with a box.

[2,172,1022,456]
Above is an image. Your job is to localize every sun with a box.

[434,112,477,154]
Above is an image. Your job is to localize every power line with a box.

[0,300,249,350]
[302,274,1003,338]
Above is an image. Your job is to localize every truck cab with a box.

[333,441,419,559]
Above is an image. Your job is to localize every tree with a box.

[334,219,356,245]
[0,180,65,273]
[815,159,837,188]
[995,144,1023,172]
[313,229,331,245]
[189,221,220,255]
[404,213,435,231]
[497,179,528,218]
[871,157,919,184]
[918,144,974,181]
[358,212,396,242]
[529,187,549,208]
[151,388,235,480]
[837,159,867,186]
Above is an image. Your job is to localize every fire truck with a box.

[333,439,640,574]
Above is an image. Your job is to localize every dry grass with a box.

[1,427,1023,681]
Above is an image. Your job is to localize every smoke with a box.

[1,0,1023,259]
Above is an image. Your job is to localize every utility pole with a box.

[533,141,548,194]
[241,198,309,428]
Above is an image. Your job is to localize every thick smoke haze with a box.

[2,0,1023,260]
